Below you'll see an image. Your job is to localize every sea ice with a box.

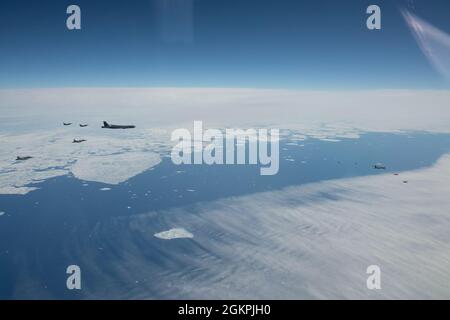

[154,228,194,240]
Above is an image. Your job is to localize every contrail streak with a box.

[402,9,450,81]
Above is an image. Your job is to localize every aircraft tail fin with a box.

[103,121,109,127]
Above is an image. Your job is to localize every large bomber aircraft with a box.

[102,121,136,129]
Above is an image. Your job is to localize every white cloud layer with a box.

[116,153,450,299]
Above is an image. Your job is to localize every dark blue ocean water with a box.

[0,132,450,299]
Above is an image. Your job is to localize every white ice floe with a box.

[0,128,166,194]
[0,211,5,217]
[320,138,341,142]
[99,187,112,191]
[72,152,161,185]
[154,228,194,240]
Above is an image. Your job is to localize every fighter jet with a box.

[373,163,386,170]
[73,139,87,144]
[79,124,88,127]
[63,122,72,126]
[16,156,33,161]
[102,121,135,129]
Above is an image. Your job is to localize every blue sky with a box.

[0,0,449,89]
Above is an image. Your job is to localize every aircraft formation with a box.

[16,121,136,161]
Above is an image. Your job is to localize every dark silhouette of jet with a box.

[79,124,88,127]
[73,139,87,144]
[16,156,33,161]
[63,122,72,126]
[102,121,135,129]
